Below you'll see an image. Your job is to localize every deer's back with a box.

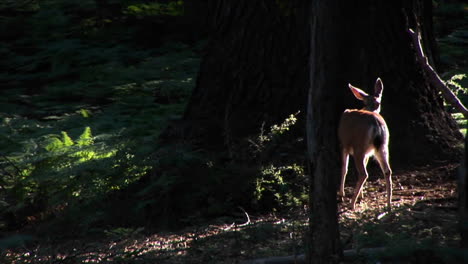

[338,109,389,155]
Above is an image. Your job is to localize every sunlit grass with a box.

[452,112,467,136]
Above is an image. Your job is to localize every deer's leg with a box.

[358,155,370,200]
[351,153,368,210]
[339,150,349,201]
[375,148,392,209]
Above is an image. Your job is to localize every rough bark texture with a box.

[461,135,468,248]
[307,1,344,262]
[306,0,462,262]
[176,0,462,167]
[332,0,462,167]
[179,0,310,151]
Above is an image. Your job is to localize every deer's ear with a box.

[348,84,368,101]
[374,78,384,98]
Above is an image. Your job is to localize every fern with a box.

[76,127,93,146]
[61,131,74,147]
[0,0,202,233]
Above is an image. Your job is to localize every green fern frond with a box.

[77,127,93,146]
[61,131,74,146]
[45,137,64,152]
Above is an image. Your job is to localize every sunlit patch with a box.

[4,213,309,263]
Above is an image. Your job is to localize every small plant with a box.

[446,74,467,96]
[251,112,299,152]
[256,163,306,207]
[447,74,468,135]
[249,112,308,209]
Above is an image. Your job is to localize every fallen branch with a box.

[408,27,468,119]
[224,207,252,231]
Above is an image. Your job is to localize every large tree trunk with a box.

[306,0,461,262]
[336,0,462,167]
[308,0,462,167]
[366,0,461,165]
[177,0,461,165]
[180,1,310,151]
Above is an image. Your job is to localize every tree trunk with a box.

[335,0,462,167]
[177,0,461,165]
[306,0,343,262]
[461,134,468,248]
[306,0,462,262]
[179,0,310,151]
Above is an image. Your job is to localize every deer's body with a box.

[338,78,392,210]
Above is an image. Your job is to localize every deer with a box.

[338,78,392,210]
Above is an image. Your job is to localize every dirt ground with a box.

[2,163,463,263]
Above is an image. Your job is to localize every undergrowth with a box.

[0,0,200,235]
[0,0,308,237]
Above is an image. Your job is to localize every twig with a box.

[224,207,252,231]
[237,206,251,227]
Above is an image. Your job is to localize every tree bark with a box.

[306,0,343,262]
[332,0,462,167]
[306,0,462,262]
[177,0,462,166]
[461,134,468,248]
[179,0,310,151]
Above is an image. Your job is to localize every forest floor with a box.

[2,162,462,264]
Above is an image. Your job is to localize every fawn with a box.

[338,78,392,210]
